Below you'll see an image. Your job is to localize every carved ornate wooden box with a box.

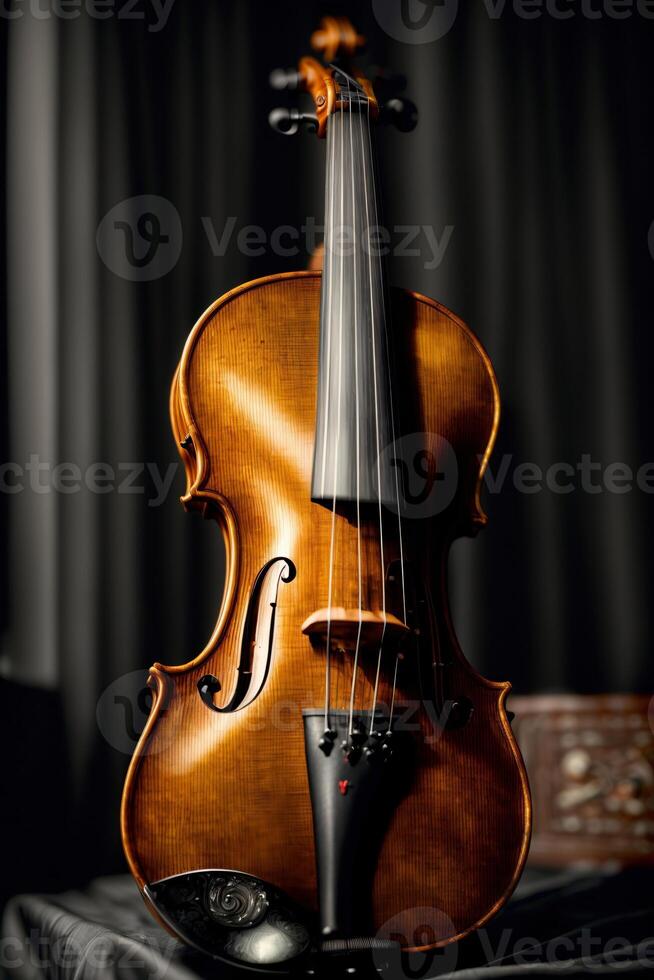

[511,694,654,866]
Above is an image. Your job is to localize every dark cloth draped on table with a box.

[3,869,654,977]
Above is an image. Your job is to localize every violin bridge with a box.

[301,607,410,653]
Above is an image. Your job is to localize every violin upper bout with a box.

[392,287,500,538]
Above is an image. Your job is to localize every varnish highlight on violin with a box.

[121,20,531,974]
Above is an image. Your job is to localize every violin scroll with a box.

[310,15,366,62]
[268,17,415,139]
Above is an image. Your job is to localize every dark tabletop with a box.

[2,867,653,978]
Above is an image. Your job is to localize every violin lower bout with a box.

[121,271,531,960]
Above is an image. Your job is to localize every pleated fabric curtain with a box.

[3,0,652,878]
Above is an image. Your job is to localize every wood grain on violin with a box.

[122,22,530,971]
[122,272,530,951]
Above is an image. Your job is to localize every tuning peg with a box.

[269,68,301,91]
[268,107,318,136]
[380,98,418,133]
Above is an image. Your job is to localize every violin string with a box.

[323,78,346,731]
[322,112,336,732]
[347,73,365,740]
[335,86,349,717]
[364,97,408,734]
[336,85,348,717]
[360,94,387,735]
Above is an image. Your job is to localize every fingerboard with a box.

[311,103,396,507]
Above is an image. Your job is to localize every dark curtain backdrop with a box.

[2,0,653,890]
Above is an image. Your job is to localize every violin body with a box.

[121,270,530,966]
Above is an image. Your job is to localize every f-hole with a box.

[198,556,296,714]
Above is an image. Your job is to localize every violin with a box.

[122,16,531,974]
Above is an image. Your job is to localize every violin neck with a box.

[311,108,396,507]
